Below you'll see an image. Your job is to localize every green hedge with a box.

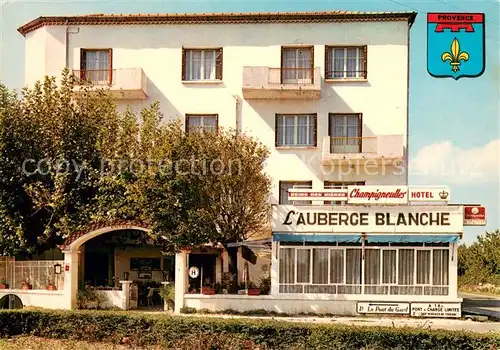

[0,309,498,349]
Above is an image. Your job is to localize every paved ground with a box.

[182,313,500,334]
[461,292,500,319]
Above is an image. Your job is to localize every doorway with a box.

[188,254,217,293]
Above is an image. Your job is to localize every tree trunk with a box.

[223,244,239,291]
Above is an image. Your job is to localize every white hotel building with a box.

[10,11,478,317]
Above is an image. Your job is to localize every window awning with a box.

[366,235,460,243]
[273,234,361,243]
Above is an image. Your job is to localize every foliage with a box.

[458,230,500,287]
[76,286,108,309]
[0,72,271,258]
[158,283,175,310]
[0,309,498,349]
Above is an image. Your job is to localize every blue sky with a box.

[0,0,498,244]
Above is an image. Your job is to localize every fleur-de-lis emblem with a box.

[441,38,470,73]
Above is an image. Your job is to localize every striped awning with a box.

[273,234,361,243]
[366,235,460,243]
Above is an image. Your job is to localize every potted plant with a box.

[21,280,32,290]
[201,282,215,295]
[0,278,8,289]
[247,281,261,296]
[159,283,175,311]
[47,280,57,291]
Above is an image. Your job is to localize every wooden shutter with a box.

[363,46,368,79]
[325,46,331,80]
[309,46,315,83]
[357,113,363,152]
[216,48,223,80]
[80,49,86,80]
[313,114,318,147]
[108,48,113,85]
[280,46,285,84]
[275,114,279,147]
[181,48,186,81]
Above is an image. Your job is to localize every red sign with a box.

[463,206,486,226]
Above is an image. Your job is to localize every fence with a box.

[0,257,64,290]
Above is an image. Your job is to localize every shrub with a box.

[0,309,498,349]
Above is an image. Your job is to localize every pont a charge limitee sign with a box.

[272,205,463,233]
[411,303,461,318]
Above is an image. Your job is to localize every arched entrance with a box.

[60,222,152,310]
[0,294,23,309]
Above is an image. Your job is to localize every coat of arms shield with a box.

[427,13,485,80]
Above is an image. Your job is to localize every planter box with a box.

[47,285,57,291]
[202,288,215,295]
[247,289,261,296]
[0,283,9,289]
[22,285,33,290]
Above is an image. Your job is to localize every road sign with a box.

[357,302,410,314]
[411,303,461,318]
[188,266,199,279]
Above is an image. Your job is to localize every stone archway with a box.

[60,221,151,310]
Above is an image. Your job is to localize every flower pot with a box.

[22,284,32,290]
[202,287,215,295]
[0,283,8,289]
[248,289,261,296]
[47,285,57,291]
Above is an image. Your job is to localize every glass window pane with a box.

[203,50,215,80]
[346,249,361,284]
[417,250,431,284]
[432,249,449,286]
[297,250,311,283]
[329,249,344,283]
[333,48,345,78]
[312,249,328,284]
[398,249,414,285]
[279,248,295,283]
[364,249,380,285]
[382,250,397,284]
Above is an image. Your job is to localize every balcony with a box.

[72,68,148,100]
[242,67,321,99]
[321,135,405,166]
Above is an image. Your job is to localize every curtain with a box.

[346,48,357,78]
[296,249,310,283]
[382,250,397,284]
[202,116,216,132]
[364,249,380,285]
[312,249,329,284]
[84,51,109,83]
[282,48,311,82]
[203,50,215,80]
[330,115,359,153]
[333,48,345,78]
[279,248,295,283]
[346,249,361,284]
[433,250,449,286]
[186,50,202,80]
[284,116,295,145]
[297,115,308,145]
[417,250,431,284]
[398,249,414,285]
[279,181,312,205]
[330,249,344,283]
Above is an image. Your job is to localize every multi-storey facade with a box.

[14,11,473,316]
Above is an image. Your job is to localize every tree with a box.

[0,70,162,256]
[144,128,271,275]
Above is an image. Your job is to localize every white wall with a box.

[114,247,165,282]
[25,21,410,202]
[0,290,65,309]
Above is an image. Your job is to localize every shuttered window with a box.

[182,48,223,81]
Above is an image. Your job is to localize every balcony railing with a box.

[268,67,314,85]
[322,135,405,165]
[242,66,321,99]
[72,69,113,85]
[71,68,148,100]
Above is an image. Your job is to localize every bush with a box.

[0,309,498,349]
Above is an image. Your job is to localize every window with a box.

[279,181,312,205]
[281,46,314,84]
[324,181,365,205]
[278,245,451,296]
[182,48,223,81]
[79,49,112,85]
[325,46,367,79]
[276,114,317,147]
[185,114,218,133]
[130,258,161,271]
[329,114,362,153]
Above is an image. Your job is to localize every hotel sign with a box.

[463,206,486,226]
[272,205,464,233]
[288,186,450,205]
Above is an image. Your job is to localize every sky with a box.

[0,0,499,244]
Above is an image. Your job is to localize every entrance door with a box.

[188,254,216,292]
[84,252,110,287]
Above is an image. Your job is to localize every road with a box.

[460,292,500,319]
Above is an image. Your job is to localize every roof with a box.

[17,11,417,36]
